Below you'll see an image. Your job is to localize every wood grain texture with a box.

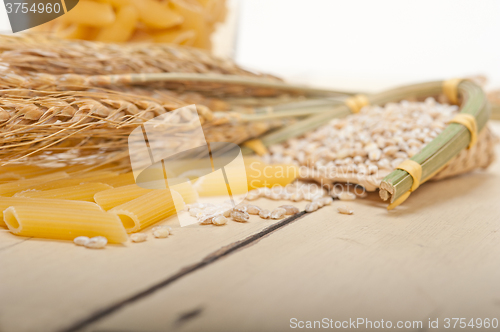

[0,199,309,332]
[82,127,500,332]
[1,124,499,332]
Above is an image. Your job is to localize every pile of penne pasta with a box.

[35,0,226,50]
[0,160,298,246]
[0,164,197,244]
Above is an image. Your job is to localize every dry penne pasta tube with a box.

[109,189,184,233]
[33,0,226,50]
[25,171,118,191]
[245,160,299,190]
[62,164,118,174]
[94,184,152,211]
[98,172,136,188]
[0,198,103,227]
[0,172,69,197]
[170,181,198,204]
[0,165,62,178]
[193,170,232,196]
[152,28,197,46]
[61,1,116,27]
[194,160,299,196]
[132,0,184,29]
[70,170,119,179]
[170,0,210,49]
[55,24,96,40]
[0,173,23,181]
[190,181,221,197]
[14,183,112,202]
[95,179,197,210]
[195,158,252,196]
[0,165,43,176]
[0,164,50,177]
[4,206,127,243]
[95,5,138,42]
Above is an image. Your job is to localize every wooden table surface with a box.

[1,124,500,332]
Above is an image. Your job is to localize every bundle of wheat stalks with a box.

[0,34,496,210]
[0,34,349,168]
[0,33,282,95]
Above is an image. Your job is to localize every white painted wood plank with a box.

[0,199,308,332]
[84,131,500,332]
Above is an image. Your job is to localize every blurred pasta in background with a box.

[32,0,227,50]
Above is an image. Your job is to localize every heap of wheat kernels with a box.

[264,98,459,175]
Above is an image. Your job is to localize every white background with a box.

[1,0,499,92]
[236,0,500,92]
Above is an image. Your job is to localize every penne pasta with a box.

[95,5,138,42]
[99,172,136,187]
[31,0,225,50]
[0,165,71,179]
[245,160,299,190]
[170,0,210,49]
[101,0,133,8]
[193,163,252,197]
[194,160,299,196]
[133,0,184,29]
[205,0,227,24]
[0,165,42,175]
[0,198,103,227]
[95,179,198,210]
[62,163,121,175]
[58,164,96,174]
[61,2,116,27]
[55,23,96,40]
[94,184,151,211]
[170,180,198,204]
[153,28,197,46]
[109,189,184,233]
[4,206,127,243]
[194,170,234,196]
[14,183,112,202]
[0,172,24,181]
[128,29,155,42]
[0,172,69,197]
[25,171,118,191]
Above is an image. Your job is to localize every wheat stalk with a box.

[0,34,358,167]
[0,33,351,98]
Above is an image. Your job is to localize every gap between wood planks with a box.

[0,237,32,252]
[61,211,308,332]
